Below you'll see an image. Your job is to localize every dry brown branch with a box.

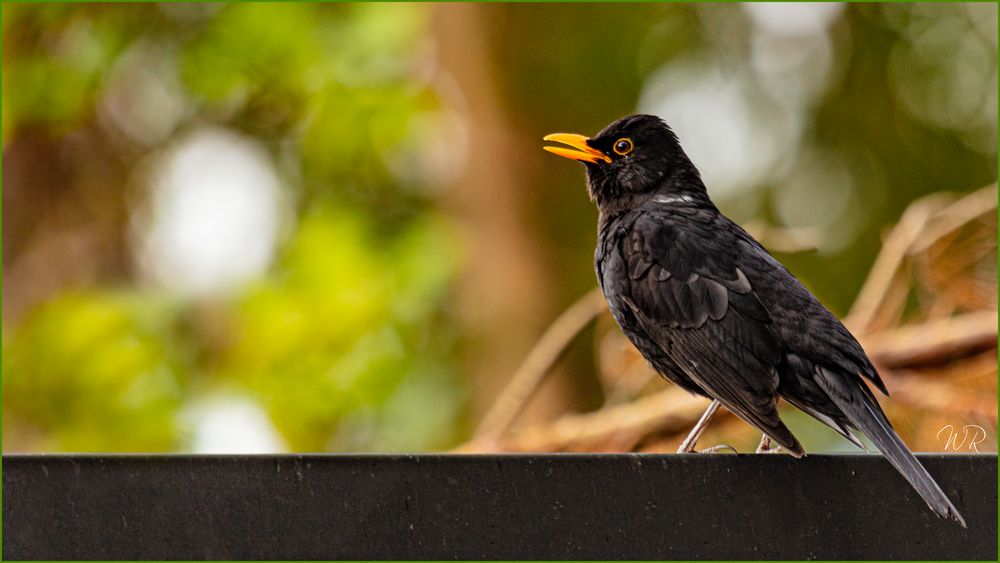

[462,312,996,452]
[845,194,952,332]
[847,184,997,332]
[472,288,608,442]
[908,184,998,256]
[881,348,997,441]
[914,186,998,314]
[596,329,661,404]
[888,347,997,388]
[888,375,998,422]
[459,387,713,452]
[862,310,998,370]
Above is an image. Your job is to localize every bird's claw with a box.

[698,444,738,454]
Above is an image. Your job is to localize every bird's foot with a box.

[698,444,738,454]
[755,434,783,454]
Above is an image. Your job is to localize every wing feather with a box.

[620,211,803,454]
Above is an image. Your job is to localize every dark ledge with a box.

[2,453,996,560]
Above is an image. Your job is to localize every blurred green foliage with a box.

[221,208,461,451]
[3,292,185,450]
[3,3,464,452]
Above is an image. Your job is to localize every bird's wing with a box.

[619,209,803,455]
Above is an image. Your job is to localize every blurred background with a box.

[3,3,997,454]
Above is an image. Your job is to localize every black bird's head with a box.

[544,114,707,210]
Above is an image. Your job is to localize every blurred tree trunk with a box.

[2,125,131,324]
[431,4,581,427]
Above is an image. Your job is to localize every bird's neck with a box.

[597,172,714,220]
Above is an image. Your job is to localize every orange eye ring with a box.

[613,138,634,156]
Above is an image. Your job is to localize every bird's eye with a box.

[613,138,634,156]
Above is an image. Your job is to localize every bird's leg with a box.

[677,399,721,453]
[755,433,783,454]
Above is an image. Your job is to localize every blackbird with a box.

[543,114,966,527]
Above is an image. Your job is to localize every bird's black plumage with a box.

[545,114,966,527]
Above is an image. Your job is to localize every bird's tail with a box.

[815,366,966,528]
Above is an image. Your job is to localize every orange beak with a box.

[543,133,611,165]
